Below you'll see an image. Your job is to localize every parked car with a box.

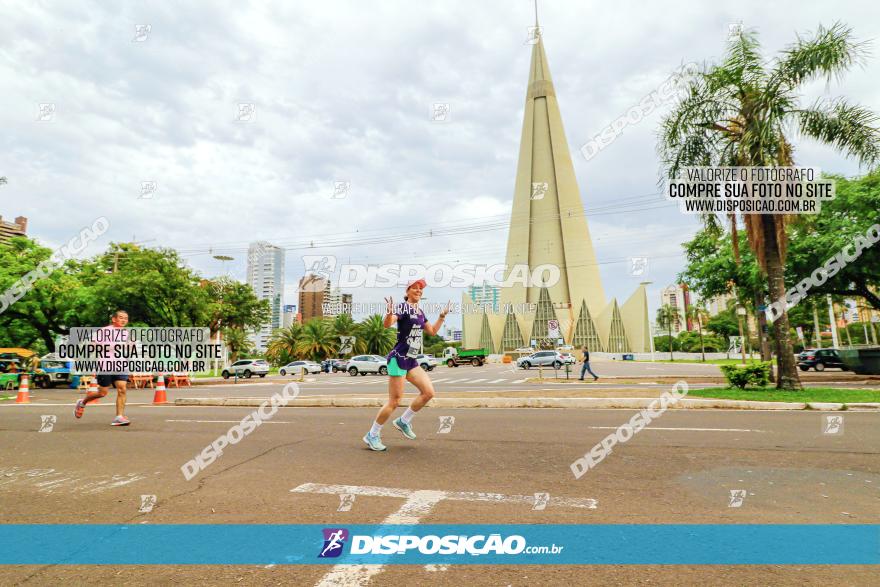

[279,360,322,376]
[798,348,847,372]
[415,354,438,371]
[329,359,348,373]
[559,352,577,365]
[347,355,388,376]
[221,359,270,379]
[516,350,566,369]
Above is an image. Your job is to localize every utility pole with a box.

[812,305,822,349]
[827,295,839,348]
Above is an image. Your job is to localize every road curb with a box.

[173,397,880,410]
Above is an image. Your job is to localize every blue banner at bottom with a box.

[1,525,878,565]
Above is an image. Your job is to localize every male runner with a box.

[363,279,449,451]
[74,309,132,426]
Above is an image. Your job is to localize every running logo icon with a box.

[437,416,455,434]
[319,528,349,558]
[823,415,844,435]
[39,415,57,433]
[728,489,747,508]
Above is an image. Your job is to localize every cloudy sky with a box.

[3,0,879,330]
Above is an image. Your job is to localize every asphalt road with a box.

[1,401,878,585]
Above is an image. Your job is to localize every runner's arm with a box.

[424,302,450,336]
[383,296,398,328]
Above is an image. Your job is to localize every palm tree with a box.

[687,303,709,362]
[330,313,366,355]
[659,23,880,389]
[295,318,338,361]
[356,314,396,355]
[332,313,356,337]
[656,304,681,361]
[222,327,254,362]
[267,323,302,365]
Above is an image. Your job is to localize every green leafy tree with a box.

[659,22,880,389]
[332,313,356,336]
[205,277,271,336]
[786,171,880,309]
[679,227,773,362]
[295,318,338,361]
[686,303,709,361]
[267,323,303,365]
[356,314,395,356]
[656,304,681,360]
[76,244,212,327]
[0,237,84,351]
[653,335,678,354]
[222,327,254,362]
[706,308,741,338]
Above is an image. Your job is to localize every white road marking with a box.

[0,467,146,494]
[512,379,528,383]
[469,379,487,383]
[586,426,763,432]
[489,379,507,383]
[292,482,596,587]
[166,419,293,424]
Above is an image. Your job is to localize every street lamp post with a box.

[212,255,235,376]
[736,304,747,364]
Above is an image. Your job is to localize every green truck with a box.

[443,347,488,367]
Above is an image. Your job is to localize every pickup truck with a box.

[443,347,488,367]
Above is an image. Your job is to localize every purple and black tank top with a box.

[387,303,427,370]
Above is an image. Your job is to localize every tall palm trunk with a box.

[733,217,773,377]
[761,217,802,390]
[668,322,674,361]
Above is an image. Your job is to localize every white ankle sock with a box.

[369,421,382,437]
[401,408,416,424]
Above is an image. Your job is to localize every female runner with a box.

[363,279,448,451]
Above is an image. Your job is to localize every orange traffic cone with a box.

[15,374,30,403]
[153,374,167,405]
[88,374,100,404]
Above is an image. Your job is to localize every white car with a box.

[347,355,388,376]
[516,351,566,369]
[222,359,270,379]
[559,352,577,365]
[279,361,322,376]
[414,354,438,371]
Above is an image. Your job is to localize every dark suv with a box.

[797,348,847,372]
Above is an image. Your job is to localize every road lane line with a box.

[586,426,763,432]
[489,378,506,383]
[166,419,293,424]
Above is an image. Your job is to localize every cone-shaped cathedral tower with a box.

[461,27,651,353]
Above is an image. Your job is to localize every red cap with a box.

[406,279,427,290]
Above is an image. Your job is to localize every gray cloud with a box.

[3,0,878,329]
